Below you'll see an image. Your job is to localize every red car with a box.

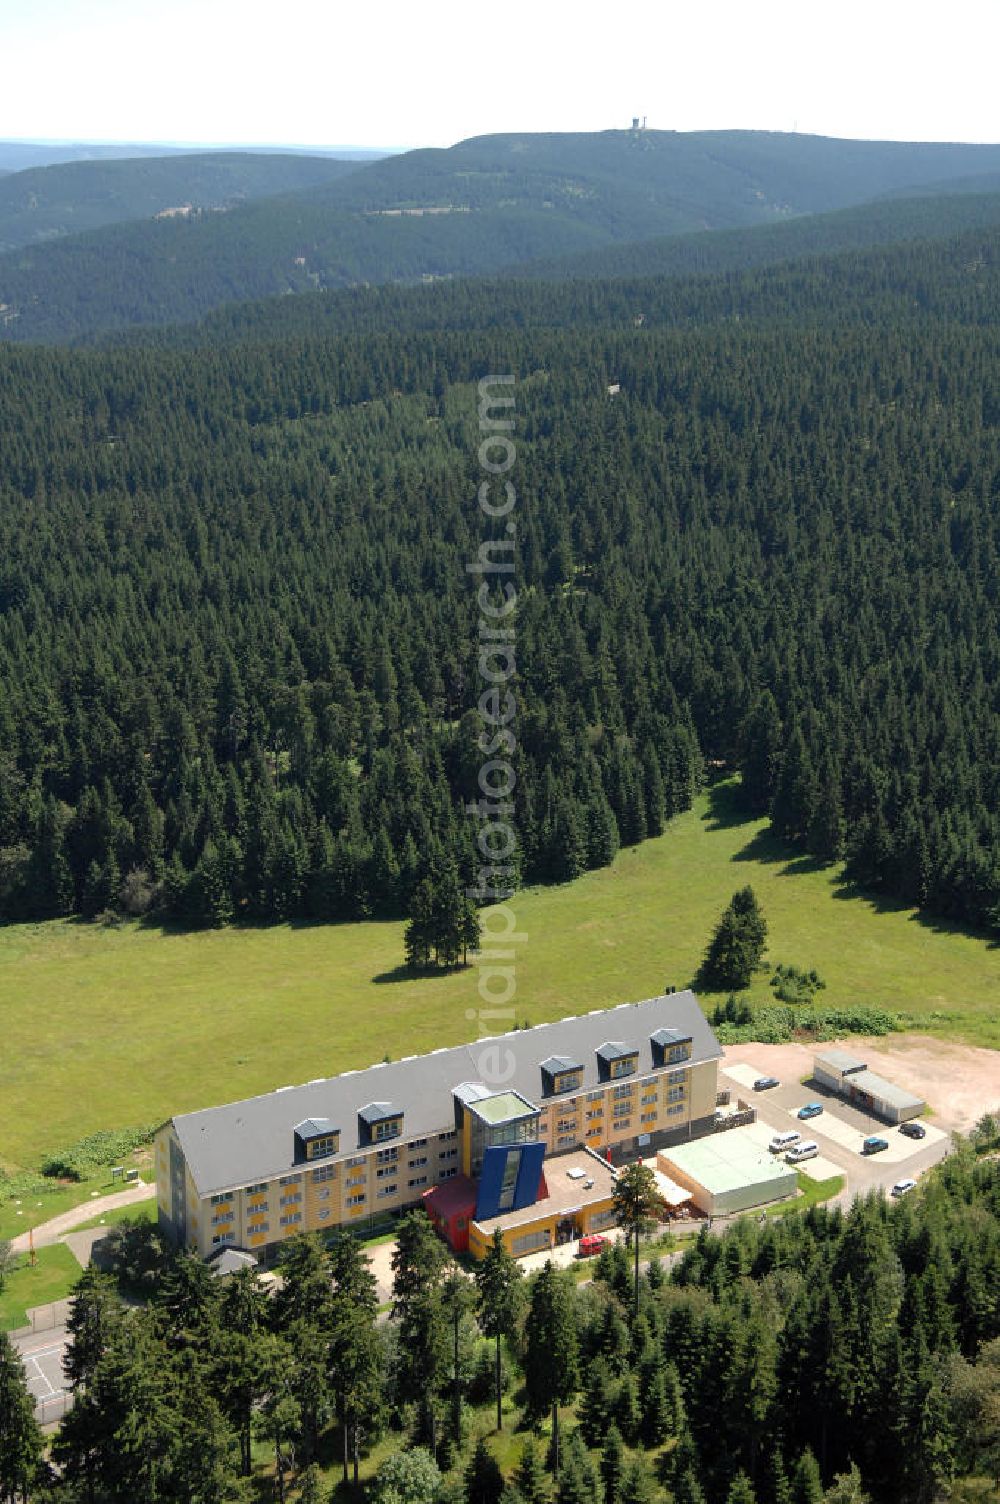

[578,1234,609,1258]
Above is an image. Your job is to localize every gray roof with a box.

[540,1055,582,1075]
[294,1118,337,1139]
[815,1049,868,1076]
[172,991,721,1197]
[357,1102,400,1125]
[651,1026,692,1047]
[209,1247,259,1278]
[596,1040,638,1063]
[848,1069,925,1111]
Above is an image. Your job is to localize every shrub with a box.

[40,1125,155,1181]
[770,962,826,1005]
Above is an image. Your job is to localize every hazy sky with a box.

[2,0,998,150]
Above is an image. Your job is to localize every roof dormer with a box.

[650,1027,692,1067]
[358,1102,403,1145]
[596,1041,639,1081]
[293,1118,340,1163]
[540,1056,584,1096]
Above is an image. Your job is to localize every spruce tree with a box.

[523,1262,579,1474]
[475,1227,523,1431]
[0,1331,43,1504]
[600,1423,626,1504]
[466,1438,505,1504]
[699,886,767,990]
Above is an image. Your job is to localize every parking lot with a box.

[720,1058,951,1194]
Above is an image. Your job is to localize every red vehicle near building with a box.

[577,1233,609,1258]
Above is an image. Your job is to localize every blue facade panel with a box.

[475,1142,545,1221]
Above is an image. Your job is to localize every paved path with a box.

[10,1181,151,1254]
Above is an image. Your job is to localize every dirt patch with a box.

[721,1034,998,1134]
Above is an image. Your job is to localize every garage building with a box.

[813,1050,925,1124]
[657,1134,798,1217]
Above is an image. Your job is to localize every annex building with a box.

[155,990,722,1264]
[812,1049,925,1124]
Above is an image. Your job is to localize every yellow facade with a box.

[156,1022,718,1261]
[467,1192,617,1260]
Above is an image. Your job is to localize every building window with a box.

[377,1185,398,1199]
[513,1228,550,1256]
[667,1104,685,1117]
[211,1232,235,1246]
[373,1119,401,1142]
[311,1164,335,1183]
[438,1130,457,1142]
[612,1082,634,1098]
[556,1134,576,1149]
[612,1117,631,1131]
[640,1111,658,1124]
[408,1137,428,1148]
[279,1212,303,1227]
[610,1057,636,1079]
[248,1220,269,1234]
[279,1174,302,1187]
[586,1090,603,1102]
[317,1188,330,1201]
[346,1193,366,1207]
[211,1212,233,1226]
[308,1135,338,1158]
[344,1156,365,1170]
[668,1069,687,1085]
[667,1046,690,1065]
[246,1182,269,1195]
[553,1073,582,1095]
[408,1156,428,1168]
[438,1148,458,1161]
[279,1192,302,1207]
[585,1108,604,1121]
[210,1193,232,1206]
[407,1176,428,1188]
[375,1147,398,1165]
[668,1087,685,1103]
[441,1167,457,1180]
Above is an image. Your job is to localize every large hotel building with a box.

[155,990,722,1262]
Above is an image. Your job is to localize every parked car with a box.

[862,1136,889,1155]
[786,1141,819,1163]
[577,1234,609,1258]
[891,1178,918,1197]
[899,1121,926,1140]
[770,1130,801,1154]
[798,1102,824,1120]
[753,1076,780,1091]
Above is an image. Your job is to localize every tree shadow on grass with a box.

[701,779,758,831]
[830,875,1000,949]
[371,960,473,984]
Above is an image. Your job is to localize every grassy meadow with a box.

[1,781,997,1174]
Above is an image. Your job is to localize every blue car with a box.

[798,1102,824,1120]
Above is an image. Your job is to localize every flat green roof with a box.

[662,1134,797,1195]
[471,1090,539,1126]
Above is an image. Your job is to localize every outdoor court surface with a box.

[14,1327,70,1417]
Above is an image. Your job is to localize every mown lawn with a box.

[0,1242,81,1330]
[1,780,997,1172]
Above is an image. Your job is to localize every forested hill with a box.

[0,152,364,254]
[126,217,1000,349]
[502,190,1000,283]
[1,233,999,935]
[5,128,1000,342]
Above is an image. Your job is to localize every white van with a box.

[786,1141,819,1163]
[769,1130,800,1154]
